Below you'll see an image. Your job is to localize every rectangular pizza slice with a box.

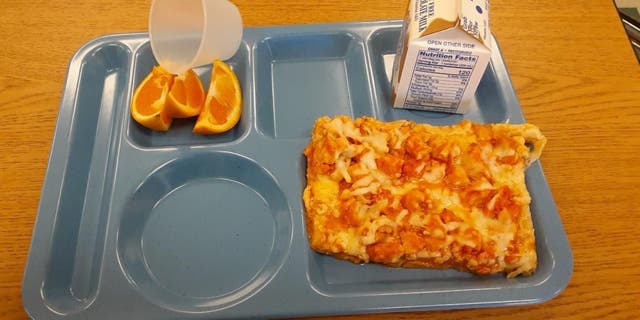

[302,115,546,277]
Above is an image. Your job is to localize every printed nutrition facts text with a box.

[404,49,479,111]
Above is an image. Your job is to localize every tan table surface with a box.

[2,0,639,319]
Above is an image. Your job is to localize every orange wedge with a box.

[130,66,175,131]
[193,60,242,134]
[166,69,205,118]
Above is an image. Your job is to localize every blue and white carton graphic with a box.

[391,0,491,114]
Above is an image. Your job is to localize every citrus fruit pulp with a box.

[193,60,242,134]
[166,69,205,118]
[130,66,175,131]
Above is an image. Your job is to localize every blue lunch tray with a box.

[22,20,572,319]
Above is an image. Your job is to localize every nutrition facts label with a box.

[404,49,479,111]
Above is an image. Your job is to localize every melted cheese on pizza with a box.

[303,116,546,277]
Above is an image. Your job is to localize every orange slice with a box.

[166,69,205,118]
[130,66,175,131]
[193,60,242,134]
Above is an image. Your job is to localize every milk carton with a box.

[391,0,491,113]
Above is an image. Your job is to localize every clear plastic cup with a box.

[149,0,243,75]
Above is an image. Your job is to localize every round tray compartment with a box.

[116,151,292,312]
